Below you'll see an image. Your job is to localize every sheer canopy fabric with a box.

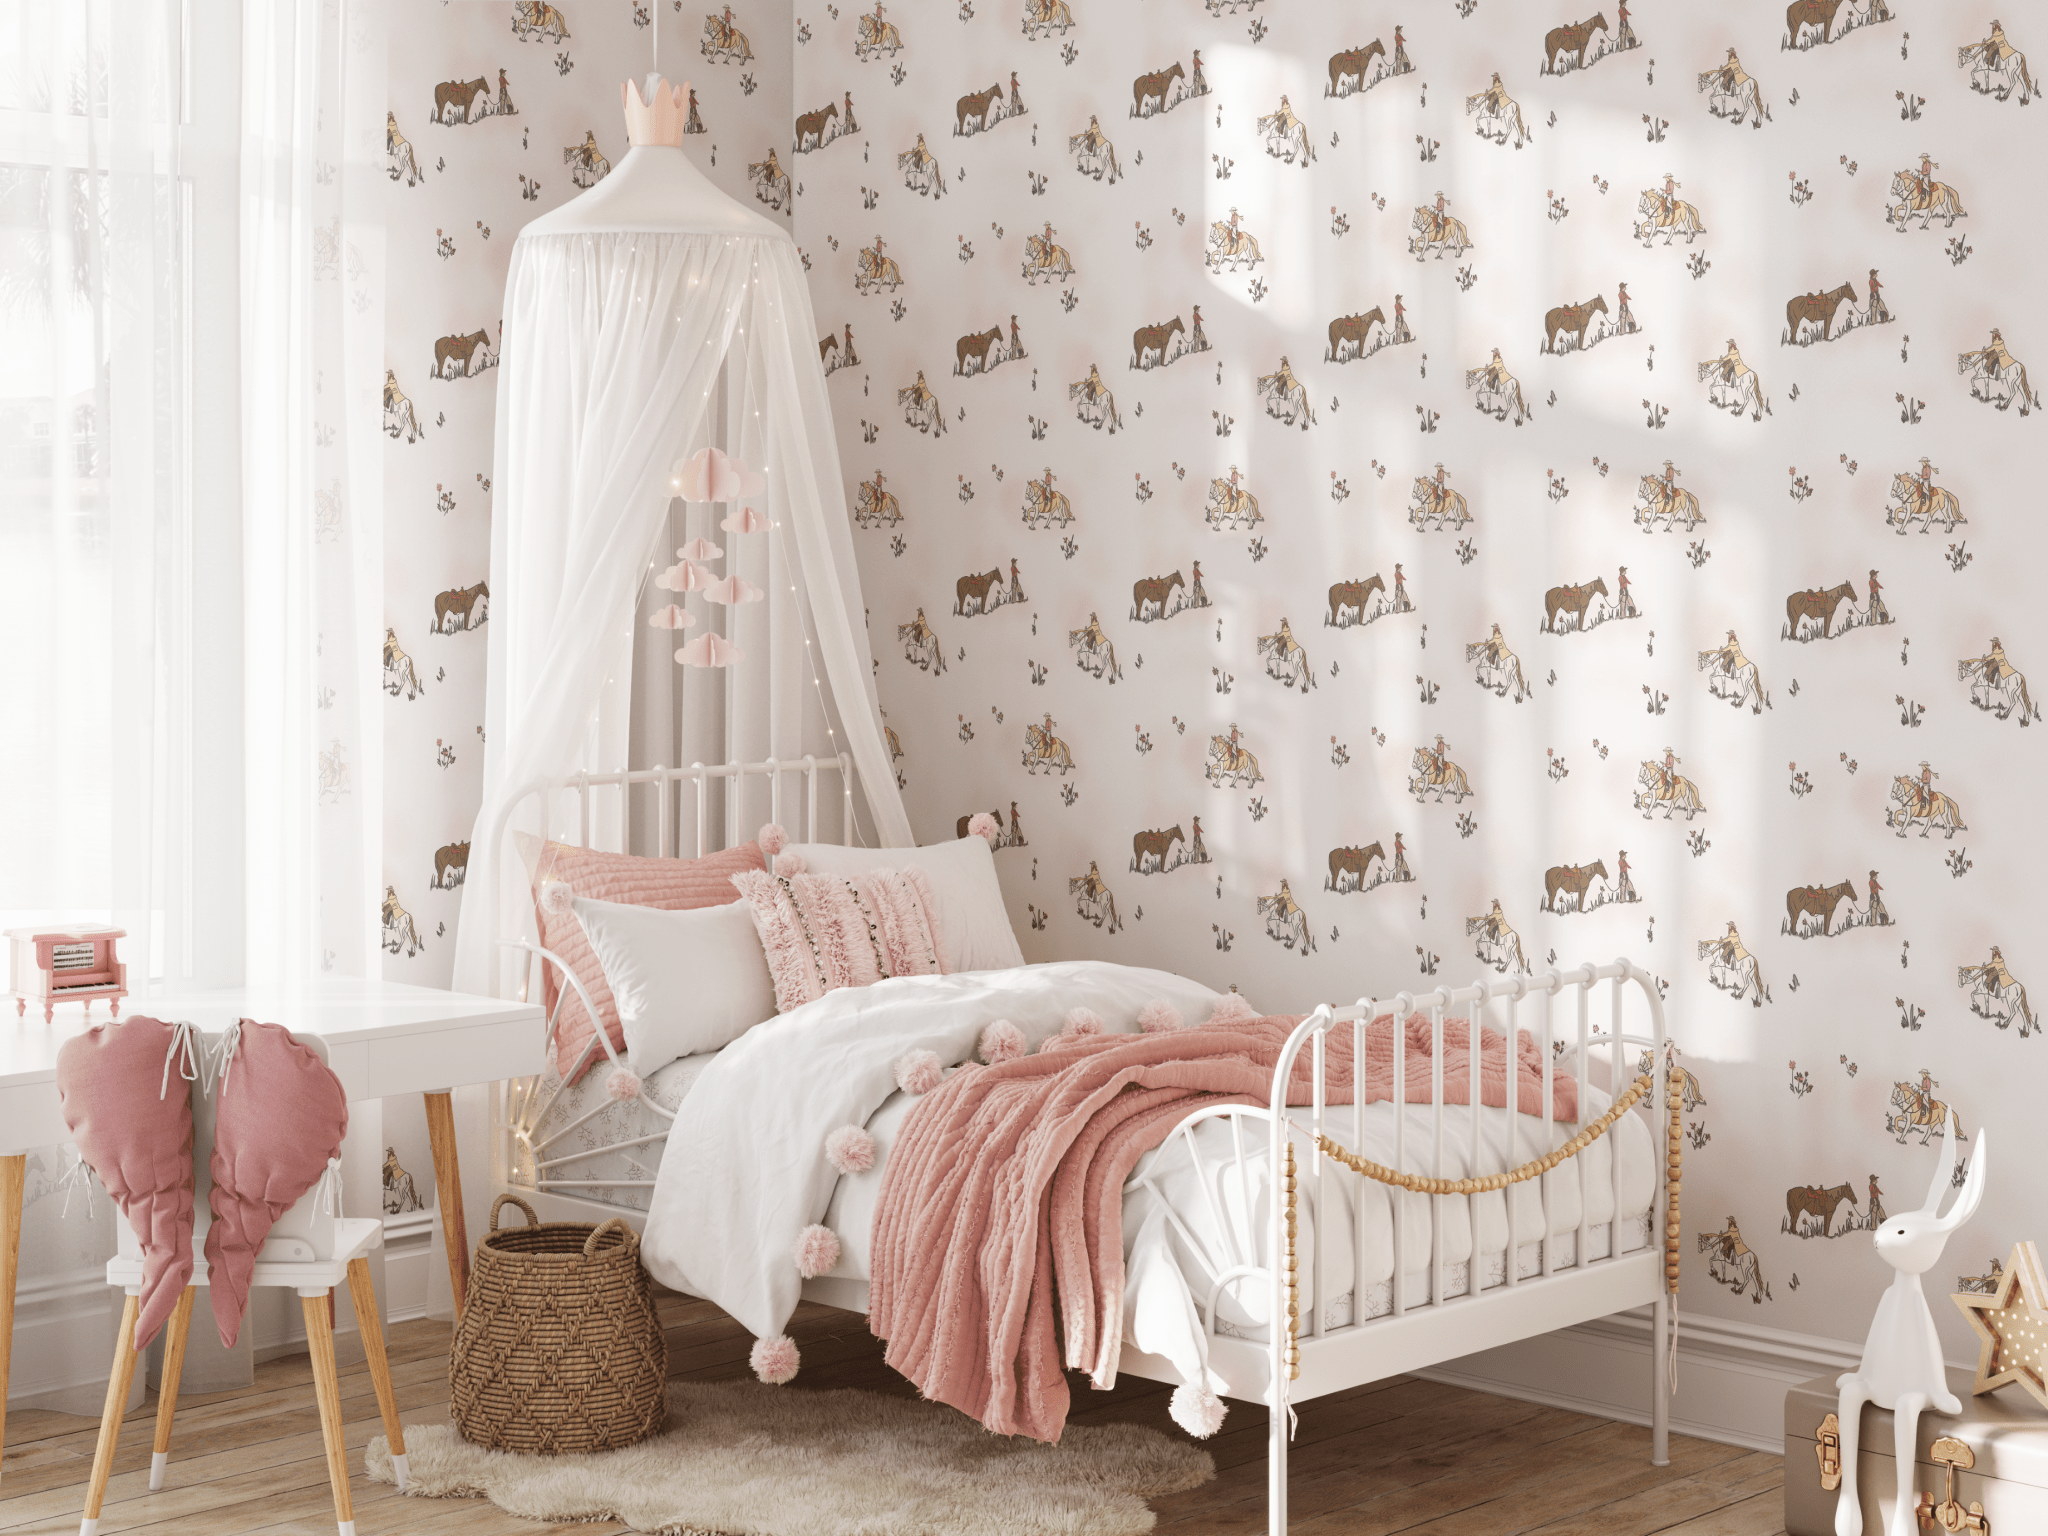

[453,228,912,1000]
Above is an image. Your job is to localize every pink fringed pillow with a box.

[527,838,766,1079]
[732,865,949,1013]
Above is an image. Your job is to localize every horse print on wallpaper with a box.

[798,1,2048,1352]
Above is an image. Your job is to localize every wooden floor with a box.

[1,1291,1786,1535]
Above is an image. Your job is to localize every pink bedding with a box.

[867,1011,1574,1441]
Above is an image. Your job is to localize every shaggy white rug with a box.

[365,1379,1213,1535]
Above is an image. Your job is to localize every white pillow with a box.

[571,896,776,1069]
[790,836,1025,973]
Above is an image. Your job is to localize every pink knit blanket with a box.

[867,1012,1576,1441]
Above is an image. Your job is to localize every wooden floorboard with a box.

[3,1295,1788,1534]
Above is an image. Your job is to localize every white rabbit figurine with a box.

[1832,1112,1987,1536]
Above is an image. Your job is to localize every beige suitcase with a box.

[1785,1366,2048,1533]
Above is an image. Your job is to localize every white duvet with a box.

[641,961,1655,1404]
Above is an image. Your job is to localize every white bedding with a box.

[633,962,1655,1403]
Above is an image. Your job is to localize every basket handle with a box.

[490,1193,540,1232]
[584,1216,636,1258]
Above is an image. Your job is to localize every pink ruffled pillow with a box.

[732,866,949,1013]
[528,839,766,1079]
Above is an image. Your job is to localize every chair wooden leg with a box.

[345,1257,409,1491]
[80,1293,141,1536]
[148,1286,197,1490]
[422,1090,470,1321]
[0,1154,23,1496]
[302,1290,356,1536]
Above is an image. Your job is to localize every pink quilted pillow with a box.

[56,1016,197,1351]
[204,1020,349,1348]
[732,866,947,1014]
[531,839,765,1078]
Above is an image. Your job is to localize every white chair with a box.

[78,1028,407,1536]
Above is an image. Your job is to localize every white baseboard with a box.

[1416,1304,1961,1454]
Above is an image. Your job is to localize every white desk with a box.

[0,979,543,1482]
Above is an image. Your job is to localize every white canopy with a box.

[453,78,912,1001]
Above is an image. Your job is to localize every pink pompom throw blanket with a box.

[867,1011,1574,1442]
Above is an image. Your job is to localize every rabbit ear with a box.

[1920,1111,1959,1215]
[1934,1126,1988,1234]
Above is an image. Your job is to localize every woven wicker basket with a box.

[448,1194,668,1454]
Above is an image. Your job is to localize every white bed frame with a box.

[487,760,1677,1536]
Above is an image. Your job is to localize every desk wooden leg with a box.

[422,1091,469,1321]
[0,1154,22,1495]
[302,1291,356,1536]
[149,1286,197,1490]
[346,1258,409,1491]
[81,1292,140,1536]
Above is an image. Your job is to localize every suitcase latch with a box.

[1916,1436,1989,1534]
[1815,1412,1842,1491]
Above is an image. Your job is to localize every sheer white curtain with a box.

[0,0,185,988]
[453,229,912,1001]
[238,0,384,983]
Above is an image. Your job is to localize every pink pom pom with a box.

[895,1048,942,1095]
[967,812,1000,845]
[539,880,574,915]
[794,1223,842,1279]
[979,1019,1026,1065]
[824,1124,875,1175]
[1137,999,1183,1033]
[1169,1382,1227,1437]
[751,1334,800,1385]
[1208,992,1257,1027]
[757,822,788,858]
[773,850,808,877]
[1062,1006,1105,1038]
[605,1067,642,1102]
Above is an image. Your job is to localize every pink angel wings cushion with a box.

[56,1016,197,1350]
[203,1020,350,1347]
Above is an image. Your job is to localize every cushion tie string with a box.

[160,1018,208,1100]
[210,1019,246,1096]
[315,1156,345,1216]
[57,1150,98,1219]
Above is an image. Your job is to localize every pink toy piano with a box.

[8,926,127,1022]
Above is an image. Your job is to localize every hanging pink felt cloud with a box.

[677,537,725,562]
[648,604,697,630]
[675,632,746,668]
[203,1021,349,1348]
[671,447,766,503]
[56,1016,198,1351]
[656,560,711,593]
[701,574,764,606]
[720,505,771,534]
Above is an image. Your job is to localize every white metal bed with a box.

[485,759,1678,1536]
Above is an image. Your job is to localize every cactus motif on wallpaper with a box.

[1466,625,1531,701]
[1699,923,1767,1006]
[1465,73,1533,148]
[1959,21,2035,104]
[1957,328,2039,414]
[1466,901,1532,974]
[1022,714,1075,774]
[1465,348,1532,424]
[564,130,611,187]
[1070,862,1123,932]
[1697,49,1769,128]
[1698,631,1770,713]
[898,134,946,199]
[853,4,905,60]
[510,2,570,42]
[1327,32,1414,99]
[1959,947,2037,1035]
[1958,637,2039,722]
[1067,115,1122,182]
[1068,612,1123,683]
[899,607,945,673]
[1069,364,1123,432]
[748,148,790,211]
[387,112,424,185]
